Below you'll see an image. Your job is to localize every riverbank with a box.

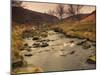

[48,22,96,42]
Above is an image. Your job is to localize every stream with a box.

[20,30,96,72]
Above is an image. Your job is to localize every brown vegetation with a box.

[49,22,96,42]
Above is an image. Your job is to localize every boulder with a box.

[32,36,40,40]
[32,43,40,48]
[12,60,23,69]
[40,42,49,47]
[24,54,33,57]
[24,43,28,47]
[82,41,91,49]
[77,39,87,45]
[12,58,26,69]
[86,55,96,64]
[70,51,75,54]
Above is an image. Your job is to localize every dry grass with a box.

[12,22,34,62]
[11,23,24,62]
[12,65,43,74]
[49,22,96,41]
[12,22,44,73]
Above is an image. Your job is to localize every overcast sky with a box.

[21,2,95,14]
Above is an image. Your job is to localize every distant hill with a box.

[12,7,59,25]
[63,10,96,23]
[81,10,96,22]
[63,14,89,22]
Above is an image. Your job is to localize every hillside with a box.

[81,10,96,22]
[63,10,96,23]
[63,14,89,22]
[48,11,96,41]
[12,7,59,26]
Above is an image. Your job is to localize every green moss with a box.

[89,55,96,62]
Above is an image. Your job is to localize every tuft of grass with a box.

[12,25,23,62]
[11,22,31,66]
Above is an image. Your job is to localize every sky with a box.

[21,2,96,14]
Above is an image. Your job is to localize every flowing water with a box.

[20,30,96,72]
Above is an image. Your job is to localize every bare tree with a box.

[48,10,55,16]
[76,5,83,14]
[75,5,83,21]
[66,5,83,21]
[56,4,65,20]
[67,5,76,16]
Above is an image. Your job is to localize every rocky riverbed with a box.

[19,29,96,72]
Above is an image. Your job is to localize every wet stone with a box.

[32,36,40,40]
[32,42,40,48]
[40,42,49,47]
[12,59,24,69]
[76,39,87,45]
[24,43,29,47]
[70,51,75,54]
[24,54,33,57]
[82,42,91,49]
[86,59,96,64]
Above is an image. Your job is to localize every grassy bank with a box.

[12,22,43,73]
[12,22,24,63]
[48,22,96,42]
